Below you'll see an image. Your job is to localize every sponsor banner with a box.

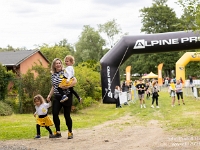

[134,36,200,49]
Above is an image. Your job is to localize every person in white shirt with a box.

[176,80,185,105]
[33,94,53,139]
[58,55,82,103]
[114,86,121,108]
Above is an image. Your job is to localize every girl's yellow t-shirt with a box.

[170,83,175,90]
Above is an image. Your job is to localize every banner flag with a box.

[126,66,131,84]
[158,63,163,86]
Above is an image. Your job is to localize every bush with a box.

[0,101,13,116]
[71,96,98,113]
[0,64,15,101]
[5,95,19,113]
[81,97,97,107]
[75,63,102,102]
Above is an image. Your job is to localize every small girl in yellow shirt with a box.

[169,80,176,107]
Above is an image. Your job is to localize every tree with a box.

[0,64,15,101]
[40,43,72,64]
[135,0,183,77]
[177,0,200,30]
[98,19,122,48]
[140,0,183,33]
[75,25,106,64]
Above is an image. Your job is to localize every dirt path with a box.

[0,115,199,150]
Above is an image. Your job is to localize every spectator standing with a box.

[189,76,194,92]
[169,79,176,107]
[151,81,159,108]
[136,78,146,108]
[145,82,151,99]
[121,81,126,92]
[114,86,122,108]
[124,82,130,92]
[164,77,169,87]
[121,81,130,104]
[176,80,185,105]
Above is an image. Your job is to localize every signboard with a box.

[119,92,128,104]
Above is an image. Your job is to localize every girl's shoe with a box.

[60,95,68,103]
[34,135,41,139]
[49,134,54,138]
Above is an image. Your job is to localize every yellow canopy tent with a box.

[142,72,158,79]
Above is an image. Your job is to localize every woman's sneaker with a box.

[51,132,62,138]
[68,132,73,139]
[60,95,68,103]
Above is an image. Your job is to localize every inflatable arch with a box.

[176,52,200,84]
[100,31,200,104]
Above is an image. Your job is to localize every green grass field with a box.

[1,88,200,140]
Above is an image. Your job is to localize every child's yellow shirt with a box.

[170,83,175,90]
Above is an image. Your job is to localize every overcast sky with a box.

[0,0,183,49]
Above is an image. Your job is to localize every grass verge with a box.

[0,88,200,140]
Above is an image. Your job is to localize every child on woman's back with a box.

[33,94,54,139]
[58,55,82,103]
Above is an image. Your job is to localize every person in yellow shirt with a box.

[169,79,176,107]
